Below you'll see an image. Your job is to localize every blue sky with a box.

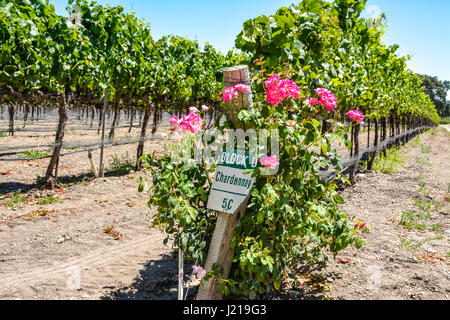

[50,0,450,99]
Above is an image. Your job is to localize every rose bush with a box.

[139,70,365,299]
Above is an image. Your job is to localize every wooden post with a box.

[178,247,184,300]
[99,89,108,177]
[197,65,252,300]
[88,151,99,178]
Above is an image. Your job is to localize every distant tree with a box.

[419,75,450,117]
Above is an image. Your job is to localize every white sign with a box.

[207,149,257,214]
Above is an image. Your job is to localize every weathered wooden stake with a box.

[178,247,184,300]
[197,65,252,300]
[88,151,99,178]
[99,89,108,177]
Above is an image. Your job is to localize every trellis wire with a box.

[0,134,168,161]
[320,125,430,180]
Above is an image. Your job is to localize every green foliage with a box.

[59,175,92,188]
[400,210,430,231]
[0,0,244,114]
[398,234,443,254]
[414,198,444,212]
[425,128,437,137]
[22,150,49,158]
[419,74,450,118]
[107,152,135,175]
[4,191,26,209]
[400,174,445,233]
[0,0,442,299]
[371,147,406,174]
[409,136,421,148]
[417,181,431,197]
[415,156,431,167]
[235,0,439,123]
[140,154,215,263]
[141,72,362,299]
[38,196,62,205]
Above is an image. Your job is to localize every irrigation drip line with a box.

[0,126,173,152]
[0,134,168,161]
[1,124,432,184]
[0,132,170,152]
[320,125,430,180]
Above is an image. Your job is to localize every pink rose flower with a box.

[259,155,280,168]
[170,116,181,131]
[320,94,337,111]
[265,74,281,89]
[355,222,367,230]
[266,86,283,106]
[315,88,332,96]
[222,87,238,102]
[181,112,202,134]
[193,266,206,280]
[278,79,300,100]
[189,107,199,114]
[347,110,365,124]
[314,88,338,111]
[170,116,179,125]
[170,111,203,138]
[308,98,320,106]
[234,84,251,92]
[264,74,300,106]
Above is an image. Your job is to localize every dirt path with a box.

[0,126,448,300]
[293,127,449,300]
[0,169,175,299]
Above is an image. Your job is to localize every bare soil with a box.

[0,118,448,300]
[286,127,449,300]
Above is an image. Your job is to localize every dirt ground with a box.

[296,126,449,300]
[0,116,448,300]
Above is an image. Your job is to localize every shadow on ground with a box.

[0,168,135,196]
[100,251,197,300]
[99,255,344,301]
